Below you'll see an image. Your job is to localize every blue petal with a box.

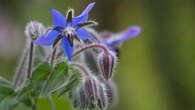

[51,8,67,28]
[76,28,92,40]
[35,30,61,46]
[72,2,95,27]
[61,37,73,61]
[117,26,141,43]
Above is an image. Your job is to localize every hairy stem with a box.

[71,62,90,76]
[13,47,28,86]
[50,47,57,68]
[73,43,109,58]
[27,41,34,79]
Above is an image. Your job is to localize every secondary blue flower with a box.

[102,26,141,54]
[35,2,96,61]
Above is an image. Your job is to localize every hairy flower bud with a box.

[98,51,117,80]
[83,76,99,104]
[25,21,45,40]
[79,88,88,109]
[97,84,108,110]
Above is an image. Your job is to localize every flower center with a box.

[61,26,76,47]
[62,26,76,38]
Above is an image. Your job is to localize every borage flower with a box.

[101,26,142,55]
[35,2,96,61]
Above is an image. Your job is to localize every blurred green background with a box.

[0,0,194,110]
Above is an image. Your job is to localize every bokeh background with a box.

[0,0,194,110]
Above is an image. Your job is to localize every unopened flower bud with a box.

[25,21,45,40]
[83,76,99,104]
[79,88,88,109]
[97,84,108,110]
[98,51,117,80]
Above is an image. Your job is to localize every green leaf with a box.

[37,94,71,110]
[55,62,68,76]
[0,76,15,102]
[14,63,51,108]
[0,96,18,110]
[58,72,80,97]
[31,62,51,83]
[17,63,50,96]
[42,62,69,95]
[17,89,38,108]
[37,97,52,110]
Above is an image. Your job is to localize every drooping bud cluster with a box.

[68,63,109,110]
[97,51,117,80]
[25,21,45,40]
[67,42,118,109]
[68,76,109,110]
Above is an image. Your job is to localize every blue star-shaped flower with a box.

[103,26,141,54]
[35,2,96,61]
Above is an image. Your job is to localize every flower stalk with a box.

[13,45,28,86]
[73,43,109,58]
[71,62,90,76]
[27,41,34,79]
